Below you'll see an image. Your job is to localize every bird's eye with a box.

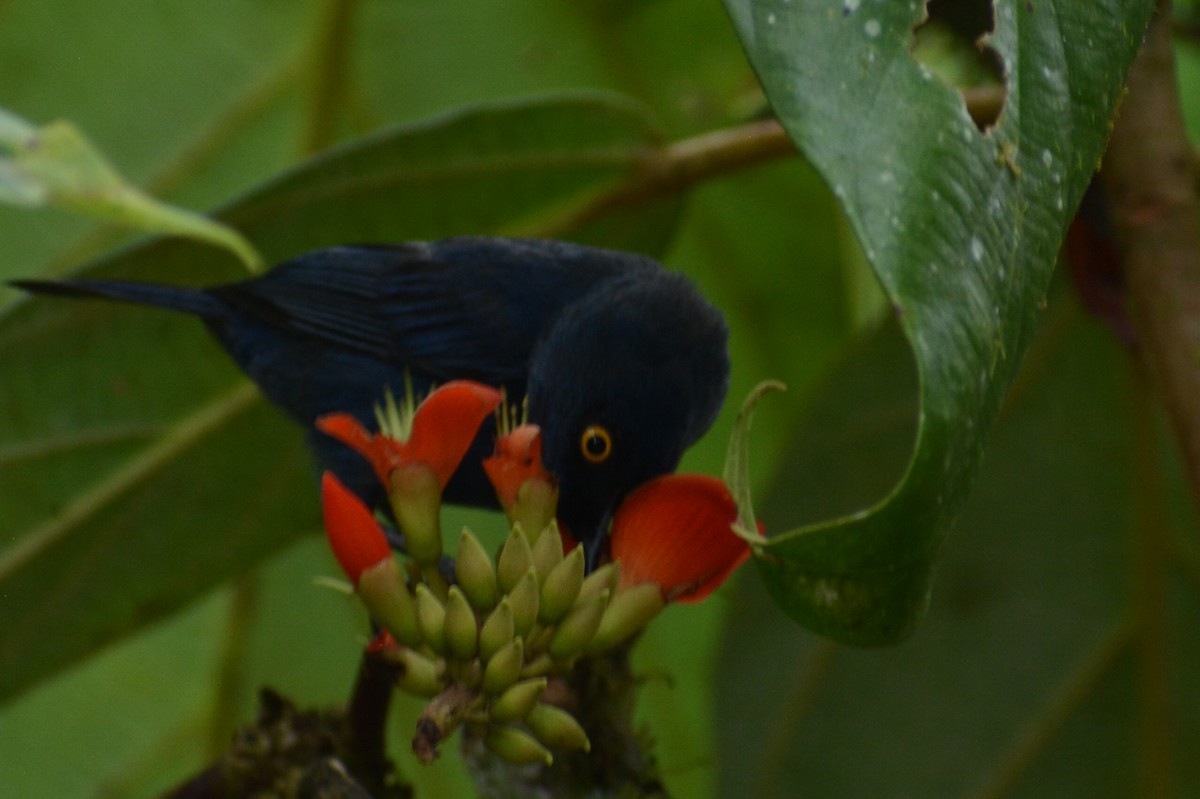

[579,425,613,463]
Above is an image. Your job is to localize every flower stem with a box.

[344,648,401,787]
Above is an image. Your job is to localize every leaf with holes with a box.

[723,0,1153,642]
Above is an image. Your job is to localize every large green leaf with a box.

[716,292,1200,796]
[0,93,680,705]
[723,0,1155,642]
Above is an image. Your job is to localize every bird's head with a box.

[526,269,729,567]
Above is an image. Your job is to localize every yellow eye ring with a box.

[579,425,613,463]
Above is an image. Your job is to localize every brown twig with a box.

[1102,0,1200,521]
[413,683,477,764]
[521,118,797,239]
[525,83,1006,240]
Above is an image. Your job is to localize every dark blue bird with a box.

[12,236,730,565]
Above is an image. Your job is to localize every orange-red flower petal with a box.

[321,471,392,585]
[482,423,552,509]
[317,380,503,491]
[611,474,749,603]
[317,413,391,485]
[407,380,504,488]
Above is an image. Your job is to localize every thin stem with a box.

[0,381,260,585]
[344,649,402,790]
[752,639,838,799]
[1130,358,1175,799]
[1169,524,1200,592]
[300,0,360,155]
[207,574,262,759]
[967,618,1135,799]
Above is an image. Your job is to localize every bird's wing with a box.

[208,239,636,386]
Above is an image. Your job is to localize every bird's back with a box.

[198,237,656,424]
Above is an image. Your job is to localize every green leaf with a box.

[0,107,262,272]
[723,0,1155,643]
[0,93,679,705]
[716,294,1200,796]
[723,379,786,536]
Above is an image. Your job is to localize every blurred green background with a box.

[1,1,1198,797]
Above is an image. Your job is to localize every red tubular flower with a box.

[321,471,392,585]
[318,381,504,564]
[482,424,551,507]
[323,471,422,643]
[483,423,560,539]
[610,474,750,603]
[316,380,503,491]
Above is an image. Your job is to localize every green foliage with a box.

[716,290,1200,796]
[1,0,1193,797]
[724,0,1153,643]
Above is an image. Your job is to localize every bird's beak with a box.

[581,510,613,572]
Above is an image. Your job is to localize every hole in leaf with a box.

[910,0,1007,131]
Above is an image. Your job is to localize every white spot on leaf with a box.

[971,237,984,262]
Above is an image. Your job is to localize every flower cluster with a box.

[317,381,752,765]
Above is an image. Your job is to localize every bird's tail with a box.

[9,278,221,317]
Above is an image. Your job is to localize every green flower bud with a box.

[525,703,591,753]
[532,522,564,581]
[507,570,540,638]
[512,478,559,546]
[484,725,553,766]
[489,678,547,724]
[483,637,524,696]
[547,591,608,661]
[444,586,479,661]
[455,528,498,612]
[520,653,556,679]
[585,583,665,654]
[578,562,619,603]
[479,599,515,663]
[390,647,445,697]
[356,556,420,647]
[414,583,446,654]
[388,463,442,565]
[538,545,584,625]
[497,526,534,594]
